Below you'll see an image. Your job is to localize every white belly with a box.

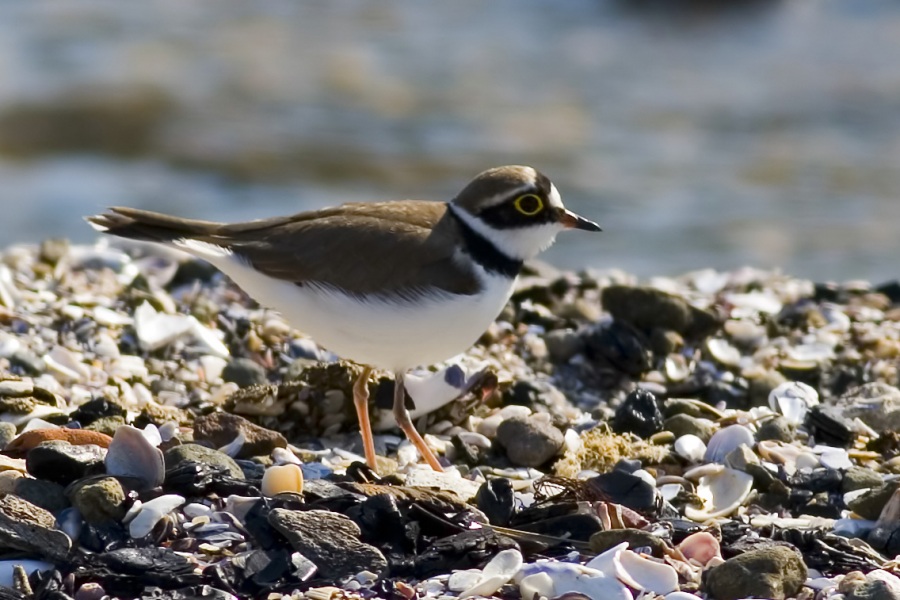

[206,254,514,371]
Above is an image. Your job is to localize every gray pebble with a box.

[495,415,563,468]
[268,508,387,580]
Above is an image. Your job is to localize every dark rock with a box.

[757,416,795,442]
[613,388,664,438]
[222,358,268,387]
[805,404,854,447]
[71,397,127,426]
[703,545,807,600]
[586,470,658,512]
[69,476,127,524]
[26,440,106,485]
[602,285,721,339]
[12,478,69,514]
[193,412,287,459]
[415,528,518,579]
[495,415,563,468]
[583,321,652,376]
[85,546,202,595]
[0,493,71,560]
[590,528,669,557]
[164,461,256,498]
[788,468,843,494]
[475,478,515,527]
[163,444,245,479]
[268,508,387,580]
[517,513,602,542]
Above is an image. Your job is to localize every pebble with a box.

[703,546,807,600]
[268,508,388,580]
[163,443,246,480]
[69,476,127,524]
[193,412,288,459]
[495,414,564,467]
[25,440,106,485]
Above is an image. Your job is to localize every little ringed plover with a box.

[87,165,600,471]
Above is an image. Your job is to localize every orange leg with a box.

[352,366,377,470]
[393,371,444,472]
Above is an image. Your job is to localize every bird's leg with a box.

[393,371,444,471]
[352,366,378,470]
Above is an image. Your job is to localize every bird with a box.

[87,165,601,472]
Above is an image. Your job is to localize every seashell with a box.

[768,381,818,425]
[45,346,89,383]
[218,432,246,458]
[617,549,678,595]
[674,434,706,463]
[459,548,522,599]
[704,425,754,464]
[724,291,782,315]
[519,572,555,600]
[183,503,211,519]
[134,302,229,358]
[685,465,754,521]
[92,306,133,327]
[677,531,721,566]
[664,593,702,600]
[448,570,483,592]
[129,494,185,538]
[756,440,819,474]
[105,425,165,490]
[819,447,852,470]
[518,561,632,600]
[706,338,742,367]
[261,463,304,496]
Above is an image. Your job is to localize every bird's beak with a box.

[560,208,602,232]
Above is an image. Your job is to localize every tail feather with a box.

[86,207,222,244]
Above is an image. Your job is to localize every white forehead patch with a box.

[548,183,564,209]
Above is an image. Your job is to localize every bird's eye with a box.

[513,194,544,216]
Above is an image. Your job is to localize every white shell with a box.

[518,572,554,600]
[768,381,819,425]
[674,434,706,463]
[704,425,754,464]
[618,549,678,595]
[459,549,522,599]
[706,338,742,367]
[685,465,754,521]
[819,447,852,470]
[448,570,483,592]
[105,425,165,489]
[129,494,185,538]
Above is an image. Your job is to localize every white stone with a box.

[129,494,185,538]
[674,434,706,463]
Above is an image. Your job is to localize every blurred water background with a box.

[0,1,899,282]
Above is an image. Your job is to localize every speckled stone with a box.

[163,443,245,479]
[68,476,127,524]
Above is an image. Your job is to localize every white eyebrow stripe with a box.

[480,183,540,208]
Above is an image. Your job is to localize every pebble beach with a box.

[3,237,900,600]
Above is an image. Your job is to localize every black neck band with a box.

[447,204,523,278]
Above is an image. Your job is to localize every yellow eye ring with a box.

[513,194,544,216]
